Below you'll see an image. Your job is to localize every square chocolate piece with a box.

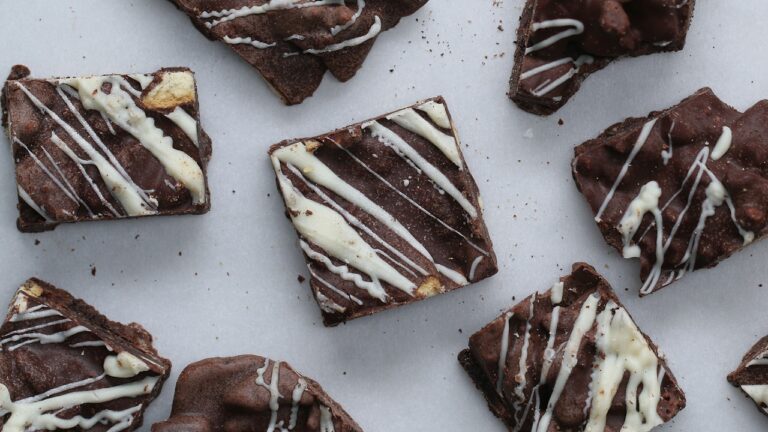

[510,0,695,115]
[153,355,363,431]
[269,96,498,326]
[459,263,686,432]
[168,0,428,105]
[572,88,768,295]
[728,336,768,419]
[2,65,212,232]
[0,278,171,431]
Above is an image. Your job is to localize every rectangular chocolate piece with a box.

[509,0,695,115]
[2,65,212,232]
[459,263,686,432]
[269,96,498,326]
[167,0,428,105]
[728,336,768,418]
[572,88,768,295]
[0,278,171,431]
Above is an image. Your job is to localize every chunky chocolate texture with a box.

[152,355,363,432]
[0,278,171,431]
[510,0,695,115]
[728,336,768,419]
[269,96,497,326]
[168,0,428,105]
[572,88,768,295]
[459,263,685,432]
[2,66,212,232]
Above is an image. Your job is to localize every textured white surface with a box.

[0,1,767,430]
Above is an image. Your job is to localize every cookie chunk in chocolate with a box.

[572,88,768,295]
[728,336,768,419]
[0,278,171,431]
[459,263,685,432]
[510,0,695,115]
[269,96,497,326]
[2,65,212,232]
[168,0,428,105]
[152,355,362,432]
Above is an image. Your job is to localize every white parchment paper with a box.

[0,1,767,430]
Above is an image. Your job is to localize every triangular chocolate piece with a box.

[0,278,171,431]
[728,336,768,419]
[459,263,686,431]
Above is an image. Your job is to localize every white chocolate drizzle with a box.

[60,76,206,204]
[742,385,768,414]
[201,0,380,59]
[365,121,474,215]
[585,302,664,431]
[200,0,345,28]
[711,126,733,160]
[526,19,584,54]
[256,359,284,432]
[614,125,754,293]
[534,293,599,432]
[417,101,451,129]
[17,186,52,223]
[272,153,414,301]
[289,378,308,429]
[550,282,564,304]
[383,108,464,170]
[15,83,157,218]
[595,119,658,222]
[103,352,151,378]
[294,16,381,56]
[0,376,157,432]
[496,312,514,394]
[520,19,593,98]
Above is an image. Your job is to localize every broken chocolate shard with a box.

[0,278,171,431]
[573,88,768,295]
[510,0,696,115]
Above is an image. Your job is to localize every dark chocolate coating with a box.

[728,336,768,418]
[459,263,686,431]
[269,96,498,326]
[509,0,695,115]
[152,355,363,432]
[2,66,212,232]
[167,0,428,105]
[572,88,768,295]
[0,278,171,432]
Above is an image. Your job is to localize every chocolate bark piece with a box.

[510,0,696,115]
[0,278,171,431]
[152,355,362,432]
[2,65,212,232]
[269,96,498,326]
[728,337,768,419]
[459,263,686,432]
[572,88,768,296]
[167,0,428,105]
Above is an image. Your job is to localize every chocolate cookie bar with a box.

[728,336,768,419]
[269,97,497,326]
[572,88,768,295]
[2,65,212,232]
[510,0,695,115]
[0,278,171,431]
[168,0,428,105]
[459,263,686,432]
[153,355,362,432]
